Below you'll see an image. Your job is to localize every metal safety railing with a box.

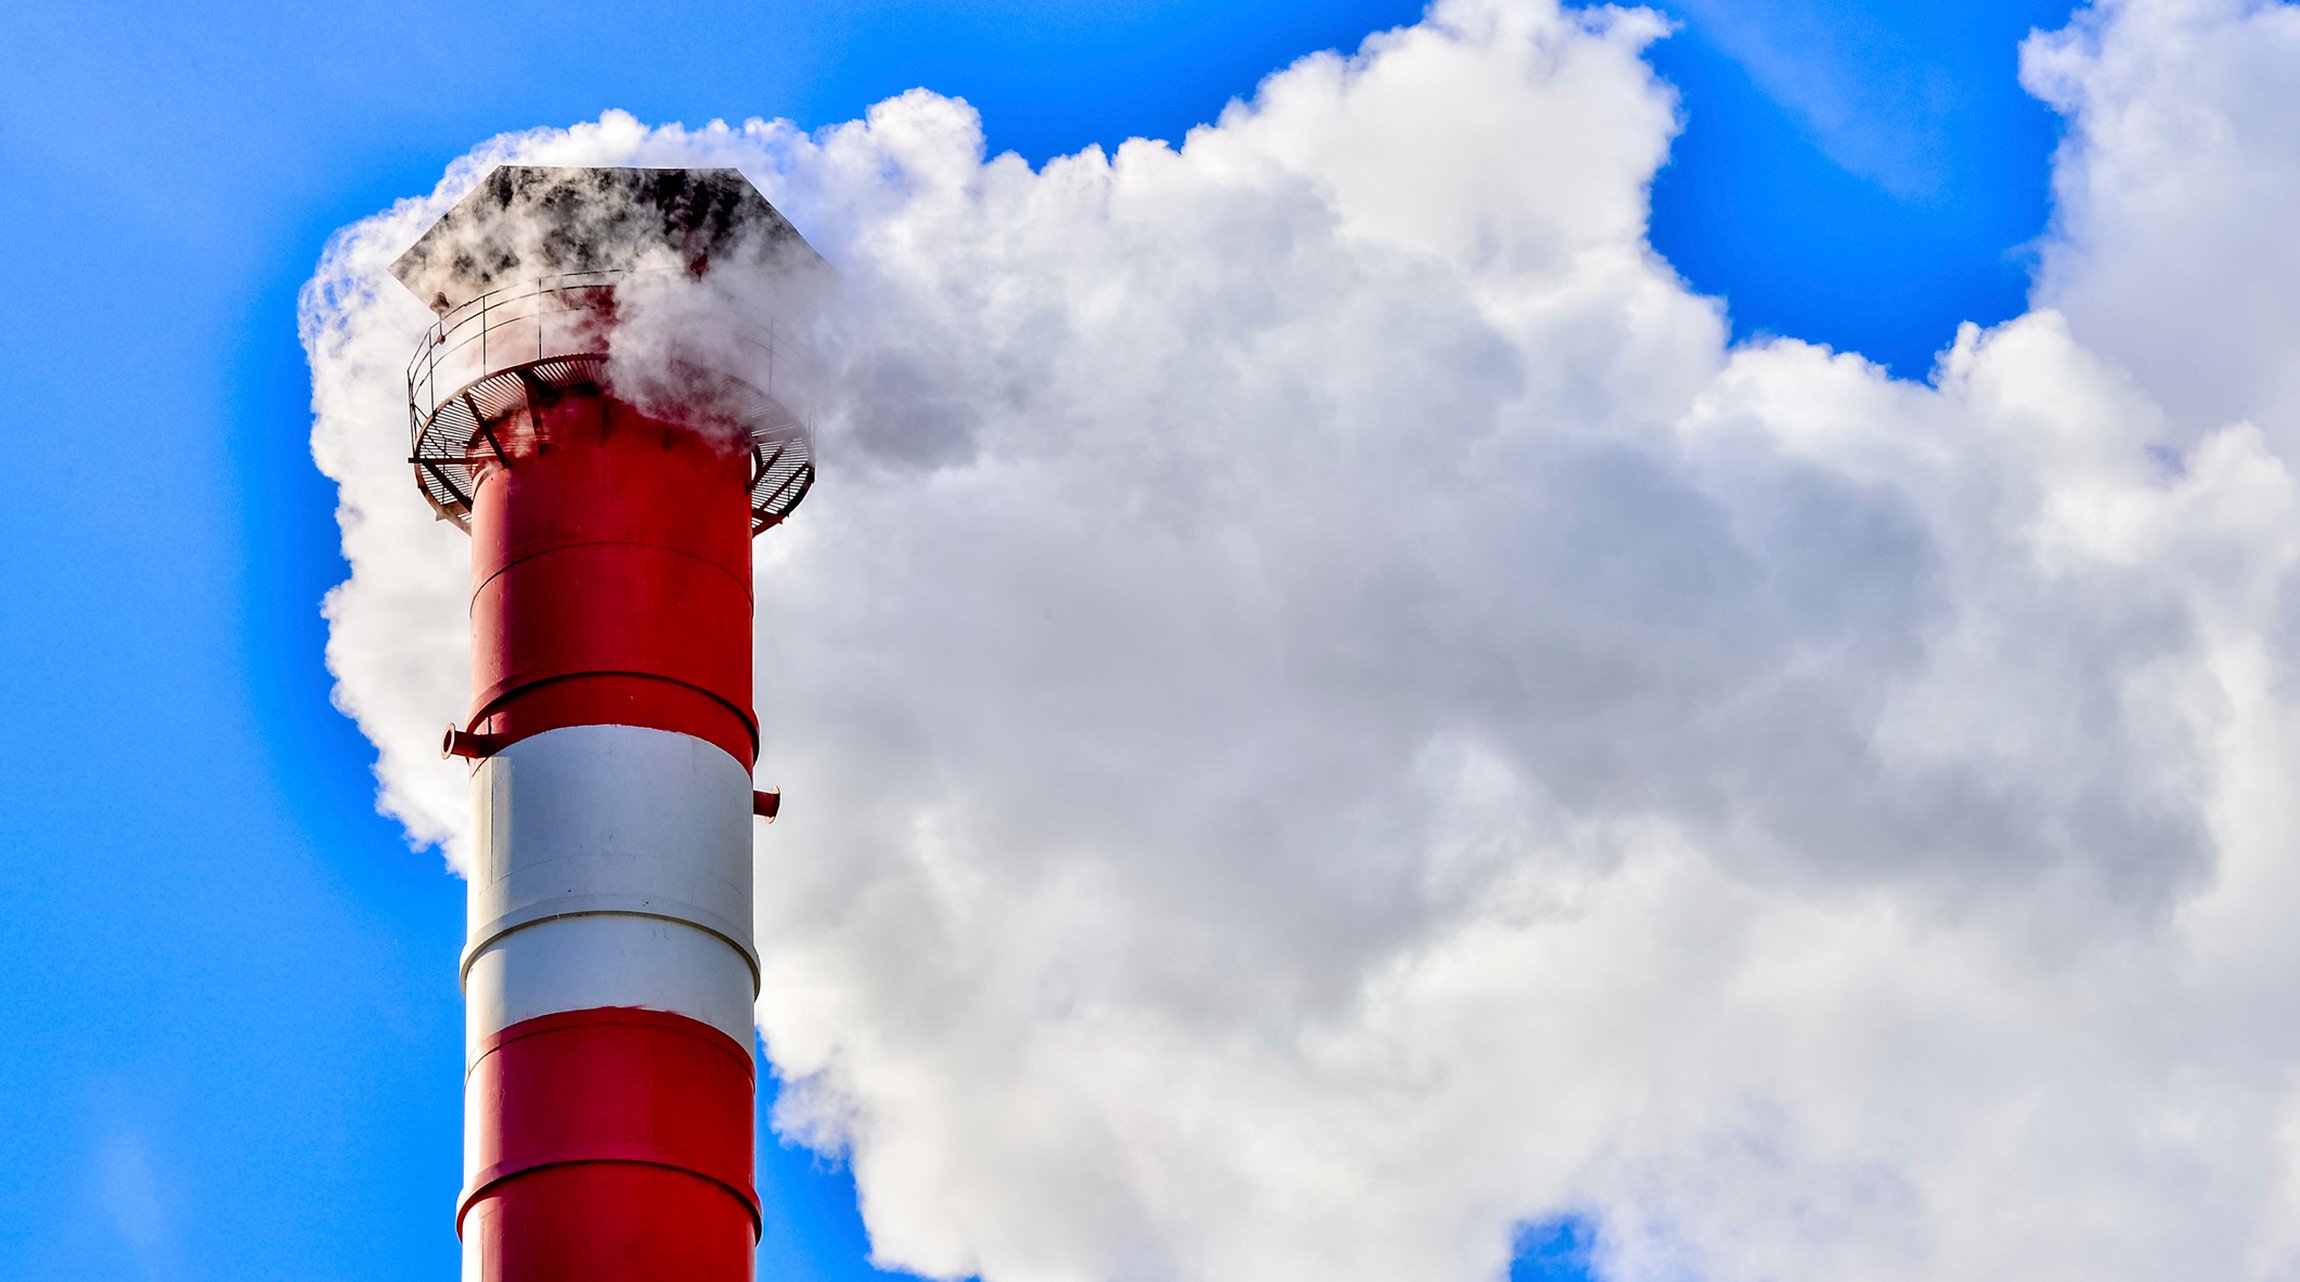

[405,269,813,433]
[403,268,818,533]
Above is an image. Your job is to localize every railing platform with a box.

[405,271,815,533]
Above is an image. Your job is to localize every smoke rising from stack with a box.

[304,1,2300,1279]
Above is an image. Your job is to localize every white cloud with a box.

[303,0,2300,1278]
[2025,0,2300,439]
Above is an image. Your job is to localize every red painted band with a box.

[459,1162,757,1282]
[467,540,753,757]
[466,673,755,768]
[460,1007,758,1242]
[467,389,757,764]
[463,1145,753,1211]
[472,542,753,715]
[469,542,754,756]
[470,416,754,589]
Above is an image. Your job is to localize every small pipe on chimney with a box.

[444,725,504,760]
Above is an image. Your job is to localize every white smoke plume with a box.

[301,0,2300,1278]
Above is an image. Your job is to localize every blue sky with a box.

[0,2,2074,1278]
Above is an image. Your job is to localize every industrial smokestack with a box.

[391,165,818,1282]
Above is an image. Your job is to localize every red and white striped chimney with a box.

[391,166,819,1282]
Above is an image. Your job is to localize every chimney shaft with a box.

[454,391,764,1280]
[394,166,817,1282]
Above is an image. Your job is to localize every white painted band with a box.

[463,723,757,1049]
[462,897,757,986]
[463,913,758,1051]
